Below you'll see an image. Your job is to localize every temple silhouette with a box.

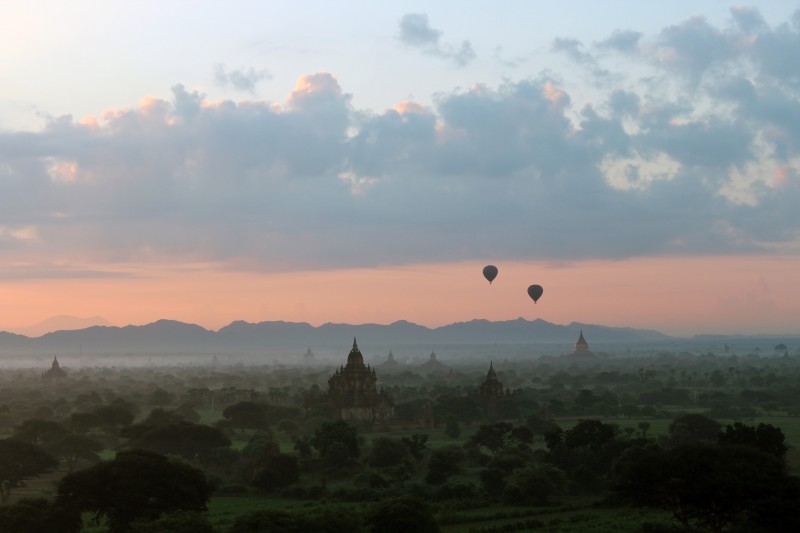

[325,338,394,422]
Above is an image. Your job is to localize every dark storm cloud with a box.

[397,13,476,67]
[2,8,800,273]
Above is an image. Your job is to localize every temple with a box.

[567,330,596,357]
[326,338,394,422]
[419,351,447,373]
[379,349,400,370]
[478,361,510,418]
[42,355,67,380]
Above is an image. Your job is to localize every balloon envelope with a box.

[482,265,498,284]
[527,284,543,303]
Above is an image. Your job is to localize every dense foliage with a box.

[1,346,800,531]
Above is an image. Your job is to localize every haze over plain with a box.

[1,2,799,336]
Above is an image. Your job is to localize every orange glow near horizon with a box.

[1,255,799,337]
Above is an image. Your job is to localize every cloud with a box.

[598,30,642,53]
[214,63,271,93]
[2,9,800,273]
[552,37,595,65]
[397,13,476,67]
[398,13,441,47]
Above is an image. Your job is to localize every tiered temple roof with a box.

[326,338,394,422]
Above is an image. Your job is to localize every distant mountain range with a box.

[7,315,113,338]
[0,317,674,356]
[1,318,797,361]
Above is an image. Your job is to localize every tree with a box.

[56,449,212,532]
[147,388,175,406]
[11,419,69,448]
[480,467,507,496]
[368,437,412,469]
[562,419,617,450]
[47,434,103,472]
[506,463,568,505]
[668,413,721,446]
[0,439,58,503]
[425,445,464,485]
[311,420,359,460]
[526,414,559,441]
[365,496,439,533]
[0,497,81,533]
[613,442,800,532]
[718,422,787,458]
[126,422,231,466]
[69,412,102,434]
[468,422,514,453]
[221,402,268,432]
[545,420,626,491]
[92,404,135,429]
[444,416,460,438]
[251,454,300,493]
[240,431,279,462]
[401,433,428,461]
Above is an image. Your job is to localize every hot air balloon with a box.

[482,265,498,284]
[527,284,543,303]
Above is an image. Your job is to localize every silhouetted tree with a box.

[505,463,568,506]
[11,419,69,448]
[368,437,412,469]
[469,422,514,453]
[92,404,135,429]
[47,434,103,472]
[668,413,720,446]
[401,433,428,461]
[221,401,268,432]
[251,454,300,493]
[0,439,58,503]
[311,420,359,460]
[365,496,439,533]
[718,422,787,458]
[56,449,212,532]
[425,445,464,485]
[126,422,231,466]
[0,497,81,533]
[613,442,800,532]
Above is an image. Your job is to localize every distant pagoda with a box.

[379,349,401,370]
[567,330,596,357]
[303,347,315,363]
[478,361,510,418]
[42,355,67,380]
[419,351,447,373]
[326,338,394,422]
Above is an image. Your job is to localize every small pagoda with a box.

[478,361,510,418]
[42,355,67,380]
[567,330,596,357]
[379,349,401,370]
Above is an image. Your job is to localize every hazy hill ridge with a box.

[0,318,671,355]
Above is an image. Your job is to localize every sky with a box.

[1,1,800,337]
